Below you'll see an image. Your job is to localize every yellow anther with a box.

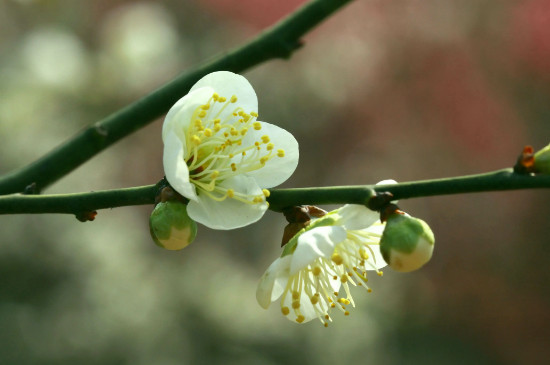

[250,111,258,117]
[226,189,235,198]
[191,135,201,145]
[331,253,343,265]
[310,294,319,305]
[233,112,238,116]
[224,132,229,137]
[260,156,268,165]
[213,118,221,124]
[324,323,328,328]
[253,196,263,203]
[204,128,212,137]
[254,141,260,147]
[367,288,373,293]
[292,291,300,300]
[230,128,238,136]
[277,149,285,157]
[201,104,210,110]
[238,111,244,116]
[266,143,274,151]
[253,122,262,130]
[212,93,219,101]
[330,303,336,308]
[243,114,250,122]
[325,315,330,320]
[359,249,369,260]
[333,276,338,280]
[230,95,238,103]
[214,124,221,132]
[231,163,237,171]
[377,271,384,277]
[296,315,305,323]
[229,154,234,158]
[333,292,339,296]
[218,97,227,102]
[312,266,321,276]
[344,311,350,316]
[341,275,348,283]
[240,128,248,136]
[261,135,270,143]
[292,300,300,309]
[281,307,290,315]
[210,171,219,179]
[198,111,207,118]
[262,189,270,197]
[242,151,246,156]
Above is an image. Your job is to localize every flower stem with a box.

[0,0,354,195]
[1,169,549,216]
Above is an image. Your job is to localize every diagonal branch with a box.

[1,169,549,216]
[0,0,354,195]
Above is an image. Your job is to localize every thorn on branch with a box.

[23,182,39,195]
[75,211,97,222]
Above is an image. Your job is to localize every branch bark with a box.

[1,169,549,216]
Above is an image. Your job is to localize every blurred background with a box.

[1,0,549,364]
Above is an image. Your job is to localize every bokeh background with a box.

[1,0,550,364]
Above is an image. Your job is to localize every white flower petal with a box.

[190,71,258,114]
[162,87,215,141]
[256,256,291,309]
[240,121,299,188]
[186,175,267,230]
[163,131,198,201]
[290,226,347,275]
[337,204,380,230]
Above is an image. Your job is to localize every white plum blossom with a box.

[256,204,387,326]
[162,71,299,229]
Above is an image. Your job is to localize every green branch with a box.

[0,0,354,195]
[1,169,549,216]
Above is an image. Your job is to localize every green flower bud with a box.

[380,212,435,272]
[149,201,197,250]
[534,143,550,174]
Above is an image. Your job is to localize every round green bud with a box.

[534,143,550,174]
[149,201,197,250]
[379,212,435,272]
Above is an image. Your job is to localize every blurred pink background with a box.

[0,0,549,364]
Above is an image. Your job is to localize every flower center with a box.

[183,92,285,204]
[279,231,383,327]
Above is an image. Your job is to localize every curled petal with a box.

[162,87,215,142]
[186,175,267,230]
[163,131,198,201]
[256,255,291,309]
